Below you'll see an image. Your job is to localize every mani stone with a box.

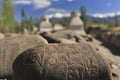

[13,42,112,80]
[43,30,76,41]
[39,16,52,32]
[69,11,86,35]
[0,35,48,79]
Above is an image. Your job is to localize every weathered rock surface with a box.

[86,34,120,80]
[41,30,76,42]
[5,33,20,37]
[41,34,77,43]
[0,35,48,79]
[57,38,77,43]
[111,32,120,48]
[13,42,112,80]
[0,33,5,39]
[41,30,88,43]
[87,26,120,48]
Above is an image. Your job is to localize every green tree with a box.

[28,17,33,31]
[21,9,34,33]
[21,8,28,33]
[59,18,69,27]
[92,18,98,24]
[115,16,119,27]
[2,0,16,33]
[108,22,115,28]
[0,0,3,31]
[80,6,87,28]
[0,9,3,30]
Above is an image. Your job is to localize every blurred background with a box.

[0,0,120,34]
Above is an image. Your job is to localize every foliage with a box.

[91,17,120,29]
[88,23,108,29]
[2,0,16,33]
[59,18,69,27]
[92,19,99,24]
[80,6,88,28]
[114,17,119,27]
[0,10,3,30]
[28,17,34,31]
[0,3,34,34]
[20,8,27,33]
[20,8,34,33]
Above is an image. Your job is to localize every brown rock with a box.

[0,35,48,79]
[0,33,5,39]
[13,42,112,80]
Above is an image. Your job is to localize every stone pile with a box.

[87,26,120,48]
[86,26,120,80]
[0,35,48,79]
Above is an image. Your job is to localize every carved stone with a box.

[13,42,112,80]
[0,35,48,79]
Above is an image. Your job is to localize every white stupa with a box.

[69,11,86,35]
[53,24,64,31]
[39,16,52,32]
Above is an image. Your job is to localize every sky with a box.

[7,0,120,21]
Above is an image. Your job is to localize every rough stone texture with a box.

[0,35,48,79]
[86,26,120,48]
[5,33,20,38]
[13,42,112,80]
[42,29,88,43]
[86,35,120,80]
[111,32,120,48]
[111,27,120,32]
[42,30,76,42]
[41,31,94,43]
[112,73,119,80]
[57,38,77,43]
[41,34,77,43]
[0,33,5,39]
